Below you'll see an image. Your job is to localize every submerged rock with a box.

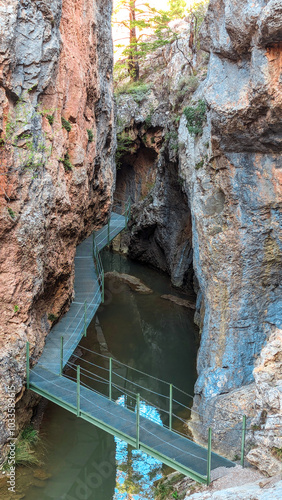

[161,294,196,310]
[105,271,153,294]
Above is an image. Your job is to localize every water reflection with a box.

[114,396,162,500]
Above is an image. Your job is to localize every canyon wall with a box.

[178,0,282,474]
[0,0,115,464]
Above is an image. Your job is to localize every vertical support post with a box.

[84,301,87,337]
[241,415,246,467]
[107,219,110,245]
[109,357,112,401]
[60,336,64,376]
[207,427,212,486]
[169,384,173,431]
[136,393,140,449]
[26,342,30,390]
[77,365,80,417]
[102,272,105,303]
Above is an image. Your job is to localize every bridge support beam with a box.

[77,365,80,417]
[169,384,173,430]
[109,357,112,401]
[136,393,140,449]
[84,301,87,337]
[60,336,64,376]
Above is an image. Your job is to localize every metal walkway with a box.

[27,205,237,485]
[35,212,126,374]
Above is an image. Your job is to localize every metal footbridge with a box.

[26,201,238,485]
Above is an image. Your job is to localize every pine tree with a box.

[168,0,187,19]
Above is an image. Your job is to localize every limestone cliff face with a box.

[177,0,281,473]
[0,0,115,463]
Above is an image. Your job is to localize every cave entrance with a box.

[114,127,194,292]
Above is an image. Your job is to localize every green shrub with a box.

[195,159,204,169]
[62,152,73,171]
[251,424,261,431]
[61,117,72,132]
[2,426,40,470]
[115,81,151,103]
[145,105,155,128]
[183,99,206,136]
[177,75,199,99]
[46,114,54,126]
[14,305,19,313]
[87,129,94,142]
[21,426,39,446]
[116,132,134,169]
[7,207,16,219]
[48,313,58,322]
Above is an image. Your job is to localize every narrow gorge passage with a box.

[0,250,198,499]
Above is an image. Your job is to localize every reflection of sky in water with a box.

[114,396,163,499]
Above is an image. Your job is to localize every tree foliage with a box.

[113,0,208,82]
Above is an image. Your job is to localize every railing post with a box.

[26,342,30,390]
[107,219,110,245]
[60,336,64,375]
[109,357,112,401]
[207,427,212,485]
[77,365,80,417]
[136,393,140,449]
[102,271,105,303]
[241,415,246,467]
[84,301,87,337]
[169,384,173,431]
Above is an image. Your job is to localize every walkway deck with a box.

[30,365,234,482]
[37,213,125,374]
[29,210,236,484]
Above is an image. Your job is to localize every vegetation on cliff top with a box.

[113,0,208,83]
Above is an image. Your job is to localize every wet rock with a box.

[33,468,52,481]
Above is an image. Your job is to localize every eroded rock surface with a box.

[0,0,115,463]
[177,0,282,471]
[114,21,207,290]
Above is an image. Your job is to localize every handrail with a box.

[93,233,104,302]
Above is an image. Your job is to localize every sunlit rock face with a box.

[178,0,282,471]
[0,0,115,463]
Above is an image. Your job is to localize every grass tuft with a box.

[61,117,72,132]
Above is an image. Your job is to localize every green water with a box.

[1,250,198,500]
